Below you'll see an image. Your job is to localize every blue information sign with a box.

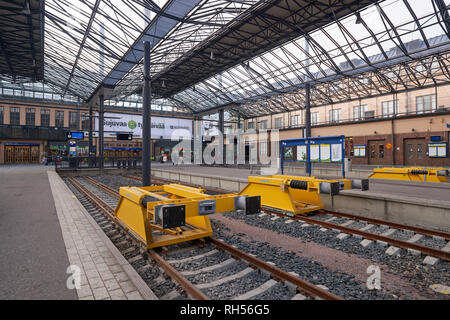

[67,132,84,140]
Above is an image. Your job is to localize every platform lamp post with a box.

[142,41,151,186]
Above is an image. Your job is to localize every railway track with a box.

[66,176,342,300]
[120,174,450,262]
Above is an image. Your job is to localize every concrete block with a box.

[258,213,267,218]
[423,256,439,266]
[407,234,423,243]
[291,293,307,300]
[381,229,396,237]
[285,219,294,224]
[320,228,328,232]
[336,233,349,240]
[325,217,338,223]
[360,224,375,232]
[301,223,310,228]
[360,239,373,248]
[340,220,354,227]
[385,246,401,256]
[407,248,421,256]
[377,240,388,247]
[432,235,444,241]
[270,216,280,221]
[285,272,299,294]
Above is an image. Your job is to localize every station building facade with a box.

[0,98,191,164]
[242,85,450,167]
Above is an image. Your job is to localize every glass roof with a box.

[170,0,450,116]
[3,0,448,117]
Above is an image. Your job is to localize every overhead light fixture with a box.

[162,80,166,88]
[21,0,31,15]
[355,12,363,24]
[210,51,214,60]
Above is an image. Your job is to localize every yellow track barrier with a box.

[114,184,260,249]
[238,175,369,216]
[369,167,449,183]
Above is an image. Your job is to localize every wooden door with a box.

[368,140,387,165]
[404,138,426,166]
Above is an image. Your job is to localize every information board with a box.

[296,145,307,161]
[320,144,330,162]
[310,145,320,162]
[428,143,447,158]
[354,145,366,157]
[331,144,342,162]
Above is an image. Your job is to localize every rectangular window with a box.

[55,111,64,128]
[81,113,89,130]
[416,95,436,114]
[290,115,300,127]
[311,112,319,125]
[381,100,398,118]
[10,107,20,125]
[0,106,3,124]
[260,120,268,129]
[259,141,267,155]
[40,109,50,126]
[247,121,254,129]
[329,109,341,123]
[26,108,35,126]
[274,117,283,129]
[69,112,78,129]
[353,105,368,120]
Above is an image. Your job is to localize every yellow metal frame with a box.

[114,184,242,249]
[271,175,353,190]
[238,176,323,216]
[369,167,448,183]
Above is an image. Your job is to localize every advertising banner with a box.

[95,112,192,139]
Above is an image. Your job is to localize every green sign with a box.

[128,120,137,129]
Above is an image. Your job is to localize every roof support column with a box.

[218,109,224,164]
[142,41,152,186]
[99,94,104,169]
[305,83,311,176]
[305,83,311,138]
[88,103,93,155]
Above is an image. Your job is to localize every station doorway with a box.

[368,139,388,165]
[404,138,426,166]
[4,145,40,163]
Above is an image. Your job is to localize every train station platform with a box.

[0,165,156,300]
[151,163,450,203]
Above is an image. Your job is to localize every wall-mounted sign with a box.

[428,143,447,158]
[116,133,133,141]
[385,143,392,149]
[430,136,442,142]
[354,145,366,157]
[67,132,84,140]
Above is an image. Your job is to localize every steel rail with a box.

[83,176,342,300]
[320,210,450,241]
[263,208,450,262]
[210,238,342,300]
[83,177,121,199]
[67,177,209,300]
